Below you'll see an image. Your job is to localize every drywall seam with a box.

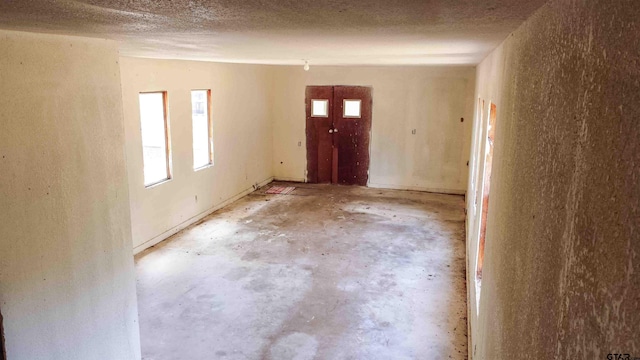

[368,183,466,195]
[133,176,274,254]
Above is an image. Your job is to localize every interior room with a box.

[0,0,638,359]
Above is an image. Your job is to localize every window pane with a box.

[139,92,169,186]
[343,99,361,118]
[312,99,328,117]
[192,90,212,169]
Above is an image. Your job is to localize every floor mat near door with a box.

[265,186,296,195]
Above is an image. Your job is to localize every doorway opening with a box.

[305,86,372,186]
[476,103,497,294]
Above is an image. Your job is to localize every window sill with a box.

[194,164,214,172]
[144,178,172,189]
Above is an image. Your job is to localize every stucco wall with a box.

[0,31,141,360]
[119,58,274,252]
[467,0,640,358]
[271,66,475,193]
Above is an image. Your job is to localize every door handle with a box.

[329,129,333,133]
[334,129,338,133]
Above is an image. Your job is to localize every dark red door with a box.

[305,86,334,183]
[333,86,372,186]
[305,86,372,186]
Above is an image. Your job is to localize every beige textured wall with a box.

[271,66,475,193]
[119,58,274,252]
[0,31,141,360]
[467,0,640,358]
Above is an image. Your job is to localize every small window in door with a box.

[311,99,329,117]
[139,92,172,187]
[343,99,361,118]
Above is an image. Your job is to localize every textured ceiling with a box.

[0,0,547,65]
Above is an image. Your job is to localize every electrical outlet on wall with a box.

[411,129,417,135]
[298,141,302,147]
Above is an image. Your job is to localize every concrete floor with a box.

[135,182,468,360]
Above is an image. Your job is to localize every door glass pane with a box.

[343,99,361,118]
[312,99,328,117]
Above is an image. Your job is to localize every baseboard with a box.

[368,182,466,195]
[133,176,274,255]
[273,177,306,183]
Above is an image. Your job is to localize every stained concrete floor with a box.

[135,182,468,360]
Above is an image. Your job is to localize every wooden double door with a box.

[305,86,372,186]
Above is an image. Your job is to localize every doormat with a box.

[265,186,295,195]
